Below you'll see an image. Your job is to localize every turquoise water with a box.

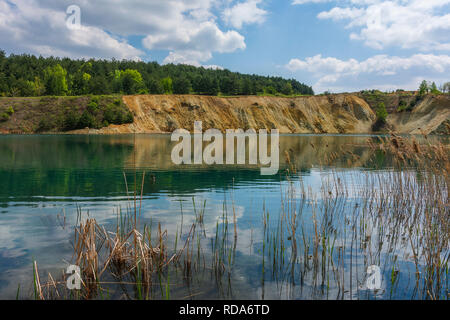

[0,134,447,300]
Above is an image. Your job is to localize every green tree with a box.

[376,102,388,123]
[0,51,315,97]
[161,77,173,94]
[33,77,45,96]
[89,76,111,95]
[264,86,277,95]
[281,82,293,95]
[146,78,164,94]
[173,77,191,94]
[205,77,219,95]
[241,79,252,95]
[120,69,144,94]
[418,80,429,96]
[430,82,440,94]
[43,65,66,95]
[44,64,68,95]
[16,79,36,96]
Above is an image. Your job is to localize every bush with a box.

[373,102,388,132]
[78,110,97,128]
[91,96,99,104]
[63,109,80,131]
[397,101,408,112]
[0,113,9,122]
[103,103,133,125]
[37,116,57,132]
[86,101,98,114]
[6,106,14,115]
[376,102,388,123]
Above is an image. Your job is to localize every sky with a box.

[0,0,449,93]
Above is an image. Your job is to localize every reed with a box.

[29,134,448,300]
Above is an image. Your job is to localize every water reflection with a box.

[0,134,447,299]
[0,134,393,201]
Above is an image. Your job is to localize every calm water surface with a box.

[0,134,447,299]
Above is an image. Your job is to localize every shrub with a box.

[0,113,9,122]
[103,103,133,125]
[6,106,14,115]
[397,101,408,112]
[78,110,97,128]
[373,102,388,132]
[63,109,81,131]
[376,102,388,123]
[37,116,56,132]
[86,101,98,114]
[91,96,99,104]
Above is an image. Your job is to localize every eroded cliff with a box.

[96,94,376,134]
[1,94,449,135]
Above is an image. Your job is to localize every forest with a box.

[0,51,314,97]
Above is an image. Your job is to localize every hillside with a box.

[0,94,449,135]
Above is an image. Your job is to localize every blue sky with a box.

[0,0,449,93]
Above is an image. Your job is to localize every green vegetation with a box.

[397,100,408,112]
[419,80,443,95]
[161,77,173,94]
[33,96,133,133]
[372,102,388,131]
[419,80,429,96]
[376,102,388,122]
[172,77,191,94]
[114,69,146,94]
[44,64,68,96]
[0,50,314,97]
[0,113,9,122]
[0,106,14,122]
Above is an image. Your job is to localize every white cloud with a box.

[286,53,450,92]
[294,0,450,51]
[292,0,334,4]
[0,0,254,65]
[222,0,268,29]
[143,20,245,61]
[0,0,143,60]
[317,7,364,20]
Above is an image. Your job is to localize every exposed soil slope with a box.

[94,94,375,134]
[1,94,449,135]
[387,95,450,135]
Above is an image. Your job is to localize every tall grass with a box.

[30,134,448,300]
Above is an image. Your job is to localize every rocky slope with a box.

[94,94,376,134]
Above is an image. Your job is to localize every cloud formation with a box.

[0,0,143,60]
[0,0,261,65]
[286,53,450,92]
[294,0,450,51]
[222,0,268,29]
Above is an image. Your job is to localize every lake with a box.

[0,134,448,300]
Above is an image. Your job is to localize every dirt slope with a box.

[1,94,448,135]
[387,95,450,134]
[93,94,376,134]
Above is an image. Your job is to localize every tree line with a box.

[0,51,314,97]
[418,80,450,95]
